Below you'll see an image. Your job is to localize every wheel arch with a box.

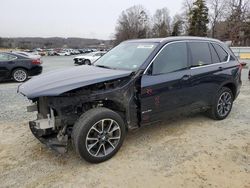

[11,67,28,75]
[98,99,127,127]
[221,82,237,100]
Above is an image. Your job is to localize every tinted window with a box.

[209,43,220,64]
[189,42,212,67]
[0,53,8,61]
[8,54,17,60]
[0,53,17,61]
[212,43,228,62]
[152,42,188,75]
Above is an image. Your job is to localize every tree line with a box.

[114,0,250,46]
[0,37,110,49]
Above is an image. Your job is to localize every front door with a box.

[140,42,192,124]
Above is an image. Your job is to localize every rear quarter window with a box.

[209,43,220,64]
[211,43,229,62]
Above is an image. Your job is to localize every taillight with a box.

[239,63,243,71]
[32,59,41,65]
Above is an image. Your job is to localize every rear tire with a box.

[207,87,233,120]
[12,68,28,82]
[72,107,126,163]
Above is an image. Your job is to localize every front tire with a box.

[12,68,28,82]
[72,108,126,163]
[207,87,233,120]
[84,59,91,65]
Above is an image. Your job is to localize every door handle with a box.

[181,75,191,81]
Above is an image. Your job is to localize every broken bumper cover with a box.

[29,121,68,154]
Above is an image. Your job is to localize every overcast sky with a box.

[1,0,184,40]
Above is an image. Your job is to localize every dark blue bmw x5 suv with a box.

[19,37,242,163]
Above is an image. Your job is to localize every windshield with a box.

[94,42,157,71]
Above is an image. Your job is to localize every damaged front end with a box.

[28,97,69,153]
[24,73,141,154]
[18,65,142,154]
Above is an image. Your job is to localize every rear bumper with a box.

[28,66,43,76]
[29,120,68,153]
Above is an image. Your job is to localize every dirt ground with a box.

[0,69,250,188]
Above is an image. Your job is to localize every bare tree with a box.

[114,5,150,44]
[226,0,250,45]
[152,8,171,37]
[181,0,195,34]
[171,14,184,36]
[207,0,227,38]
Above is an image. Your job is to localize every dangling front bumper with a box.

[29,120,68,154]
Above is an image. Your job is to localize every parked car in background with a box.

[18,37,241,163]
[73,51,106,65]
[0,52,42,82]
[12,51,41,59]
[56,50,71,56]
[47,49,57,56]
[78,49,85,54]
[72,49,81,55]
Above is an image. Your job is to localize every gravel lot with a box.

[0,57,250,188]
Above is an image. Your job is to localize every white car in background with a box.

[57,51,71,56]
[73,51,106,65]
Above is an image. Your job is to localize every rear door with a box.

[140,42,193,124]
[188,41,230,107]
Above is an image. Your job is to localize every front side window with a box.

[189,42,212,67]
[212,43,228,62]
[152,42,188,75]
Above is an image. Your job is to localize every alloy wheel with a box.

[85,119,121,157]
[217,91,232,117]
[13,69,27,82]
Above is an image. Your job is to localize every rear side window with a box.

[152,42,188,75]
[0,53,16,61]
[209,43,220,64]
[189,42,212,67]
[212,43,228,62]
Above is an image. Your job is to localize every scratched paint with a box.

[155,96,160,106]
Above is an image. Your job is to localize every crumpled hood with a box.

[18,65,132,99]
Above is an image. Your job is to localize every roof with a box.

[125,36,221,44]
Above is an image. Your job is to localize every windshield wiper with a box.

[95,65,112,69]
